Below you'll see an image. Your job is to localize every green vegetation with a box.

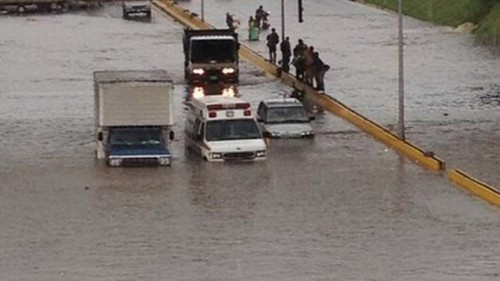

[475,3,500,45]
[361,0,500,46]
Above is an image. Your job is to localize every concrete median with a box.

[448,169,500,207]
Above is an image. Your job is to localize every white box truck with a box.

[94,70,174,167]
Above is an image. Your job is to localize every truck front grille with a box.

[121,157,158,166]
[223,152,255,160]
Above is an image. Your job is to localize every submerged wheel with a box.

[16,5,26,14]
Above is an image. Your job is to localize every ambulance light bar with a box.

[206,102,250,111]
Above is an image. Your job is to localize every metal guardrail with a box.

[152,0,499,207]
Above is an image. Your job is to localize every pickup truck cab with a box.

[100,127,172,167]
[256,97,315,138]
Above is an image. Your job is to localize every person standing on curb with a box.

[292,39,308,80]
[313,51,330,91]
[280,36,292,72]
[266,28,280,64]
[255,5,265,28]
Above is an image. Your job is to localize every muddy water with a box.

[0,3,499,281]
[180,0,500,186]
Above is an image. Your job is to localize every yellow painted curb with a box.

[152,0,209,29]
[152,0,444,171]
[448,169,500,207]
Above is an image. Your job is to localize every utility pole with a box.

[201,0,204,22]
[298,0,303,23]
[398,0,405,140]
[281,0,285,41]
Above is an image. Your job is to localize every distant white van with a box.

[184,96,267,161]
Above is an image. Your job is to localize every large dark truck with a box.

[183,29,239,84]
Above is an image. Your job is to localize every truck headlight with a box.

[192,86,205,99]
[301,130,314,136]
[209,152,222,159]
[159,157,171,166]
[192,68,205,75]
[256,150,266,158]
[222,67,235,74]
[222,86,235,97]
[108,158,122,167]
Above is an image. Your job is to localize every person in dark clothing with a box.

[255,5,265,28]
[312,51,330,91]
[280,36,292,72]
[266,28,280,64]
[293,39,308,58]
[292,39,308,80]
[226,12,235,31]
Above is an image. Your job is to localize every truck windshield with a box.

[205,119,261,141]
[266,106,309,123]
[191,40,236,63]
[109,128,163,146]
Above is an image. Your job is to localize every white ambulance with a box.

[184,96,267,161]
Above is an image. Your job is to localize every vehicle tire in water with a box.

[16,5,26,14]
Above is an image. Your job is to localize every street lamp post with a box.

[281,0,285,41]
[398,0,405,140]
[201,0,204,22]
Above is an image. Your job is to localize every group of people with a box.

[291,39,330,91]
[229,5,330,91]
[265,30,330,91]
[248,5,270,30]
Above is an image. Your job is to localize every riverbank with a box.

[360,0,500,46]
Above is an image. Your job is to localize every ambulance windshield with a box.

[205,119,261,141]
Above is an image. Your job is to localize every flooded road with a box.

[0,2,499,281]
[179,0,500,186]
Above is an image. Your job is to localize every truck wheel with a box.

[58,2,69,13]
[16,5,26,14]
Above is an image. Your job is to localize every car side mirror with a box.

[169,131,175,140]
[262,131,271,138]
[257,118,264,122]
[97,132,103,141]
[309,116,316,121]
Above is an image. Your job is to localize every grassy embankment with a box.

[361,0,500,46]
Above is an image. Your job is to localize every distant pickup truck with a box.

[122,0,151,20]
